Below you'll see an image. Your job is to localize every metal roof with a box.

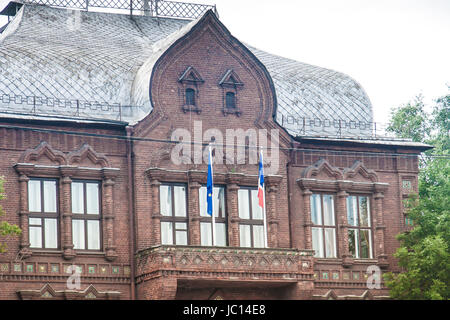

[0,3,374,138]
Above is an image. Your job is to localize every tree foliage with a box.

[386,94,430,143]
[384,90,450,300]
[0,176,21,253]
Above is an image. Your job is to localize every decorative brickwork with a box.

[0,4,427,300]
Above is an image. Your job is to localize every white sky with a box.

[1,0,449,124]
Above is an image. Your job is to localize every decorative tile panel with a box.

[26,264,34,273]
[0,263,9,272]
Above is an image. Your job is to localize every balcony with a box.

[135,245,315,287]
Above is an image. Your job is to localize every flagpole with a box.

[209,146,216,246]
[260,148,268,248]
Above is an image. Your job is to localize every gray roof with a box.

[249,46,373,137]
[0,3,373,138]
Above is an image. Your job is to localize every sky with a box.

[1,0,449,124]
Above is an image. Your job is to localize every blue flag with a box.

[258,150,264,208]
[207,147,213,216]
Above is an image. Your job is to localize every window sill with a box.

[27,249,107,259]
[181,105,201,114]
[222,107,241,116]
[74,251,106,256]
[315,258,343,264]
[314,257,379,266]
[352,259,378,264]
[29,249,63,255]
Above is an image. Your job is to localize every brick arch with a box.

[343,160,378,183]
[301,159,344,180]
[67,143,110,168]
[19,141,67,165]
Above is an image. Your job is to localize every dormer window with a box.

[219,69,243,116]
[178,66,204,114]
[225,92,236,108]
[185,88,196,106]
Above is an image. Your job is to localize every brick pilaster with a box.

[61,174,75,260]
[302,189,313,250]
[150,179,162,246]
[188,181,201,245]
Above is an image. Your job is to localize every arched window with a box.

[225,92,236,108]
[185,88,196,106]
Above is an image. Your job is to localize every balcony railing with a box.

[135,245,315,284]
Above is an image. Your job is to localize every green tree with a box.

[384,90,450,300]
[0,176,21,253]
[386,94,431,143]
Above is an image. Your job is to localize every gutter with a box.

[126,126,136,300]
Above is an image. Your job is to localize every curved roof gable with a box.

[0,4,373,138]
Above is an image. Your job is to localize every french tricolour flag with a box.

[257,150,265,209]
[207,146,214,216]
[207,146,216,245]
[258,149,268,247]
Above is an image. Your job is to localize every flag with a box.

[207,146,216,246]
[257,150,264,208]
[207,147,213,216]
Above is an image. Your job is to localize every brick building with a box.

[0,1,431,300]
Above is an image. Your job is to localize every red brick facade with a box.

[0,11,425,300]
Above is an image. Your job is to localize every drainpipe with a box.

[286,155,293,249]
[126,126,136,300]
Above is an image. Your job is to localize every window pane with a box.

[29,218,42,226]
[72,219,85,250]
[199,187,208,217]
[251,189,263,219]
[359,229,372,259]
[311,227,324,258]
[359,197,370,227]
[176,231,187,245]
[44,218,58,249]
[160,185,172,216]
[226,92,235,108]
[323,195,335,226]
[71,182,84,214]
[87,220,100,250]
[43,181,57,213]
[29,226,42,248]
[238,189,250,219]
[161,222,173,245]
[185,88,195,105]
[239,224,251,247]
[310,194,322,225]
[28,180,41,212]
[200,222,212,246]
[175,222,187,230]
[348,229,358,258]
[86,183,99,215]
[346,196,358,226]
[216,223,227,247]
[214,187,226,218]
[253,225,265,248]
[174,186,187,217]
[324,228,337,258]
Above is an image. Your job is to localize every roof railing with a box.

[0,90,399,139]
[2,0,218,19]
